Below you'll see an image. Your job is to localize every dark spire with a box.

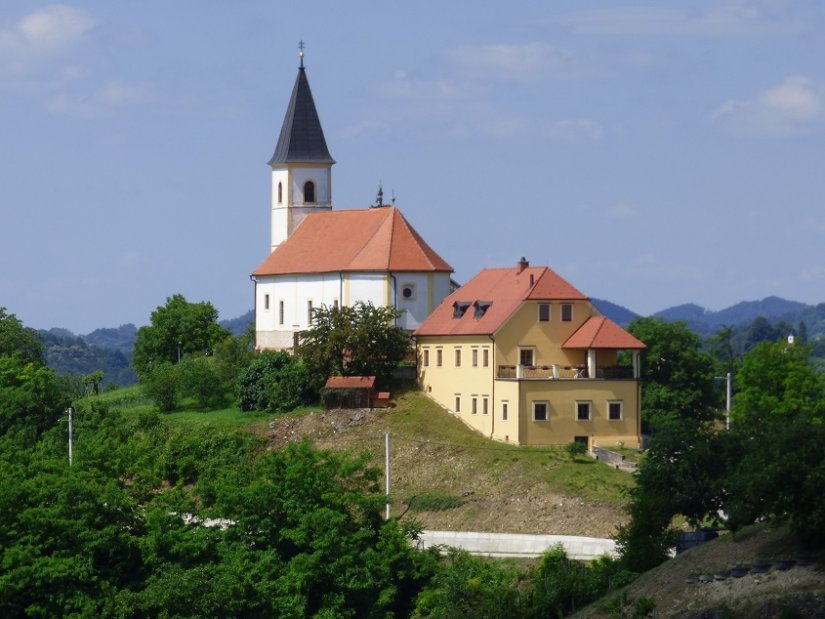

[268,47,334,166]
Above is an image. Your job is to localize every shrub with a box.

[235,350,315,413]
[179,357,225,410]
[142,361,180,412]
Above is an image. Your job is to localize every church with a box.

[252,52,454,350]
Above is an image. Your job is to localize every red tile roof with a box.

[563,316,646,350]
[253,207,453,276]
[324,376,376,389]
[414,264,586,337]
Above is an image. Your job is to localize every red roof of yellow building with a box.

[253,207,453,276]
[414,261,587,337]
[563,316,646,350]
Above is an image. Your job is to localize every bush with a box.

[566,441,587,460]
[179,357,225,410]
[141,361,180,412]
[235,351,315,413]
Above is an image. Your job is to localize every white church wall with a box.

[395,272,453,330]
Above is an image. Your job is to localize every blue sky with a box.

[2,1,824,333]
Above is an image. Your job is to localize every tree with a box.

[0,309,68,437]
[235,350,314,413]
[722,341,825,541]
[0,307,43,365]
[298,302,411,386]
[627,317,721,426]
[132,294,229,377]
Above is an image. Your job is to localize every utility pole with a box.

[67,407,73,466]
[715,373,732,430]
[385,432,391,520]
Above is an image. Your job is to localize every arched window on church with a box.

[303,180,315,203]
[277,181,283,204]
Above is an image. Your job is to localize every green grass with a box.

[89,384,634,510]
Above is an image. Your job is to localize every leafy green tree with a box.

[722,341,825,541]
[212,330,254,388]
[180,356,225,410]
[0,307,43,365]
[732,341,824,422]
[627,317,721,426]
[298,302,411,386]
[132,294,229,377]
[141,361,180,412]
[235,350,314,413]
[84,369,105,395]
[412,548,522,618]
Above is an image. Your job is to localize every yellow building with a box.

[414,258,646,448]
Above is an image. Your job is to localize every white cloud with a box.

[338,119,390,139]
[447,42,569,81]
[378,70,463,102]
[547,5,804,37]
[545,118,604,142]
[18,4,95,50]
[711,75,825,137]
[0,5,95,78]
[45,80,155,116]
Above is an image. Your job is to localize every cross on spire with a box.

[298,40,305,68]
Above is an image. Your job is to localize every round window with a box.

[402,286,414,299]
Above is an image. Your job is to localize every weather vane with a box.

[298,40,305,68]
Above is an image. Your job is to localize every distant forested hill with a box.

[40,310,254,387]
[220,309,254,335]
[41,328,136,387]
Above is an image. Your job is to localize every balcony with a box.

[497,364,636,380]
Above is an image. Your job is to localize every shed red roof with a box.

[563,316,646,350]
[414,264,587,337]
[253,207,453,276]
[324,376,376,389]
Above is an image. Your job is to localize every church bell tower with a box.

[268,45,335,251]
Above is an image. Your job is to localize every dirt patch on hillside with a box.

[578,525,825,618]
[263,407,626,539]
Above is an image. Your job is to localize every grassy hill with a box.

[97,386,634,538]
[575,523,825,618]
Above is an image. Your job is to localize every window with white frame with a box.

[538,303,550,322]
[455,395,461,413]
[471,396,478,415]
[608,401,623,421]
[533,401,549,421]
[482,348,489,367]
[482,397,489,415]
[472,348,478,367]
[502,401,509,421]
[423,349,430,367]
[436,349,443,367]
[576,401,591,421]
[455,348,462,367]
[519,347,535,367]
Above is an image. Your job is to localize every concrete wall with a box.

[417,530,617,560]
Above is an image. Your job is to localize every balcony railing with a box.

[497,364,635,380]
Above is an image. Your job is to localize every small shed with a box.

[323,376,390,409]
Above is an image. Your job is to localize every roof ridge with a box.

[393,208,438,270]
[348,208,394,269]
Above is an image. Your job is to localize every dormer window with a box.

[304,180,316,203]
[473,300,492,319]
[452,301,471,319]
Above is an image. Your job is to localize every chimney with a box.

[517,257,529,274]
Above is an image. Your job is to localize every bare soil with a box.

[261,405,628,538]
